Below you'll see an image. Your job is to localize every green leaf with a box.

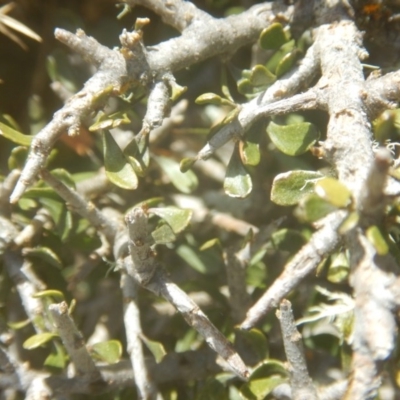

[315,177,352,208]
[237,78,254,95]
[90,340,122,364]
[271,170,324,206]
[8,146,28,170]
[151,223,177,244]
[103,130,138,190]
[200,238,222,251]
[195,93,235,107]
[153,155,198,194]
[8,319,31,330]
[240,360,288,400]
[23,247,63,269]
[44,342,67,369]
[276,49,299,77]
[249,65,276,87]
[140,335,167,363]
[295,194,337,222]
[239,140,260,166]
[180,157,197,173]
[49,169,76,190]
[196,378,228,400]
[23,332,59,350]
[270,229,306,253]
[89,111,131,131]
[328,252,349,283]
[170,82,187,101]
[0,120,32,146]
[267,121,319,156]
[124,134,150,176]
[32,290,65,301]
[339,211,360,234]
[234,328,269,362]
[224,145,252,198]
[266,40,295,73]
[176,244,222,274]
[259,23,288,50]
[150,207,192,234]
[366,225,389,256]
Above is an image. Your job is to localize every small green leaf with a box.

[249,65,276,87]
[140,335,167,363]
[180,157,197,173]
[366,225,389,255]
[200,238,222,251]
[23,332,59,350]
[44,342,67,369]
[170,82,187,101]
[315,177,352,208]
[339,212,360,234]
[267,121,319,156]
[151,223,177,244]
[224,145,253,198]
[237,78,254,95]
[328,252,349,283]
[240,360,288,400]
[176,244,222,274]
[154,155,198,194]
[234,328,269,362]
[89,111,131,131]
[149,207,192,234]
[8,319,31,330]
[49,169,76,189]
[266,40,295,73]
[0,120,32,146]
[259,23,288,50]
[90,340,122,364]
[276,49,299,77]
[195,93,235,107]
[270,229,306,253]
[23,247,63,269]
[32,290,65,301]
[8,146,28,170]
[240,140,260,166]
[271,170,324,206]
[124,135,149,176]
[295,194,337,222]
[103,130,138,190]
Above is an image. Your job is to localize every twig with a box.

[40,169,118,243]
[0,169,20,215]
[48,302,104,385]
[241,211,345,330]
[277,299,318,400]
[124,207,249,380]
[121,272,159,400]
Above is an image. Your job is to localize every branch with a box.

[120,272,159,400]
[40,169,118,243]
[125,207,249,380]
[241,211,345,330]
[277,299,318,400]
[48,302,104,385]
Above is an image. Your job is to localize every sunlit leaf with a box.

[89,111,131,131]
[140,335,167,363]
[239,140,260,166]
[180,157,197,173]
[295,194,337,222]
[23,247,63,269]
[315,177,352,208]
[90,340,122,364]
[266,40,295,73]
[124,134,150,177]
[23,332,59,350]
[339,211,360,234]
[8,319,31,330]
[224,145,252,198]
[0,120,32,146]
[44,342,67,369]
[200,238,222,251]
[259,23,287,50]
[103,130,138,190]
[8,146,28,170]
[32,290,65,301]
[195,93,235,107]
[328,252,349,283]
[366,225,389,255]
[154,155,198,194]
[149,207,192,234]
[271,170,323,206]
[267,121,319,156]
[276,49,300,77]
[151,223,177,244]
[249,65,276,87]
